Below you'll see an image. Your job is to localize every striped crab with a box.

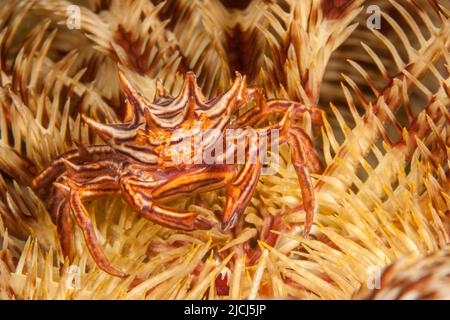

[32,71,323,277]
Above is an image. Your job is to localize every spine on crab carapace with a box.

[83,71,249,146]
[118,71,147,124]
[81,114,160,164]
[155,79,168,100]
[81,114,138,141]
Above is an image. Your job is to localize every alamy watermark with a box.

[66,265,81,290]
[66,5,81,30]
[366,265,381,290]
[65,4,383,31]
[367,5,382,30]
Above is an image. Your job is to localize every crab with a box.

[31,71,324,277]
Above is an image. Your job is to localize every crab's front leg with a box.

[48,179,74,261]
[221,141,263,231]
[46,160,126,277]
[119,170,221,231]
[286,128,317,236]
[238,94,324,127]
[32,145,118,191]
[279,111,323,236]
[68,181,126,277]
[216,125,317,232]
[233,113,321,237]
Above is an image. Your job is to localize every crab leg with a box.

[44,175,124,277]
[31,145,117,190]
[48,181,75,260]
[46,159,124,277]
[222,142,263,231]
[69,188,128,278]
[260,113,322,236]
[239,98,324,127]
[61,159,121,182]
[288,127,323,174]
[120,176,215,230]
[57,201,75,261]
[287,128,316,236]
[151,165,236,199]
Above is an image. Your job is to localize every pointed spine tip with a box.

[184,71,198,91]
[155,78,167,100]
[144,108,160,129]
[61,158,80,176]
